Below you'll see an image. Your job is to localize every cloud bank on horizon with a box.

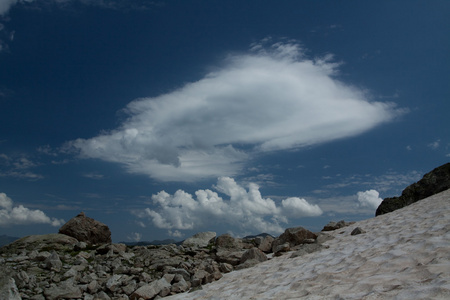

[0,193,64,227]
[66,41,405,182]
[133,177,323,236]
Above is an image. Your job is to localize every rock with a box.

[215,234,242,249]
[376,163,450,216]
[351,227,366,236]
[273,242,290,255]
[219,263,233,273]
[182,232,216,248]
[0,274,21,300]
[0,234,78,255]
[130,278,171,300]
[240,247,267,264]
[322,220,355,231]
[272,226,317,253]
[214,249,245,266]
[59,212,112,245]
[43,278,83,300]
[258,235,274,253]
[290,244,324,258]
[44,251,62,272]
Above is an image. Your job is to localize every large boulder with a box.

[0,233,78,255]
[376,163,450,216]
[59,212,111,245]
[272,226,317,254]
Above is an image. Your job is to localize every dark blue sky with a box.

[0,0,449,242]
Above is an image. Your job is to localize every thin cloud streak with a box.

[67,41,405,182]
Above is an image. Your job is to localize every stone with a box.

[0,276,21,300]
[44,251,62,272]
[351,227,366,236]
[215,234,242,249]
[130,278,171,300]
[258,235,274,253]
[59,212,111,245]
[376,163,450,216]
[272,226,317,253]
[0,234,78,255]
[182,232,216,248]
[219,263,233,273]
[322,220,355,231]
[273,242,290,255]
[290,244,324,258]
[43,278,82,300]
[240,247,267,264]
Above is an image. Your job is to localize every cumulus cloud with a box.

[357,189,383,209]
[128,232,142,242]
[0,193,65,227]
[134,177,322,235]
[66,41,403,182]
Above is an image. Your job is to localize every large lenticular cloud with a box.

[67,41,403,182]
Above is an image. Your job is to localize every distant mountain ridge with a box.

[0,234,19,247]
[120,238,181,246]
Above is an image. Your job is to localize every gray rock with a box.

[44,251,62,272]
[59,212,112,245]
[240,247,267,264]
[272,226,317,253]
[0,276,21,300]
[258,235,274,253]
[351,227,366,236]
[130,278,171,300]
[273,242,290,255]
[376,163,450,216]
[215,234,242,249]
[43,278,82,300]
[182,232,216,248]
[290,244,324,258]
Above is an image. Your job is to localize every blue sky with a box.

[0,0,449,242]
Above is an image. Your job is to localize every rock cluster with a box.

[376,162,450,216]
[0,225,330,300]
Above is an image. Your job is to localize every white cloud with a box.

[428,139,440,149]
[0,193,65,227]
[134,177,322,236]
[0,0,18,16]
[0,153,43,180]
[357,189,383,209]
[168,230,183,238]
[67,41,403,182]
[128,232,142,242]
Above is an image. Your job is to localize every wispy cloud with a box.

[82,172,104,180]
[0,153,43,180]
[0,192,64,227]
[428,139,441,150]
[133,177,322,236]
[66,41,404,182]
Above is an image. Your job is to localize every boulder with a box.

[182,232,216,248]
[376,163,450,216]
[0,268,21,300]
[130,278,171,300]
[59,212,111,245]
[272,226,317,253]
[257,235,274,253]
[215,233,242,249]
[351,227,366,236]
[322,220,355,231]
[0,234,78,255]
[240,247,267,264]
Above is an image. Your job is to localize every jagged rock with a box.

[44,251,62,272]
[376,163,450,216]
[322,220,355,231]
[43,278,82,300]
[219,262,233,273]
[272,226,317,253]
[215,234,242,249]
[0,270,21,300]
[130,278,171,300]
[257,235,274,253]
[59,212,112,245]
[240,247,267,264]
[182,231,216,248]
[351,227,366,236]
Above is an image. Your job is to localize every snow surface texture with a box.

[168,189,450,299]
